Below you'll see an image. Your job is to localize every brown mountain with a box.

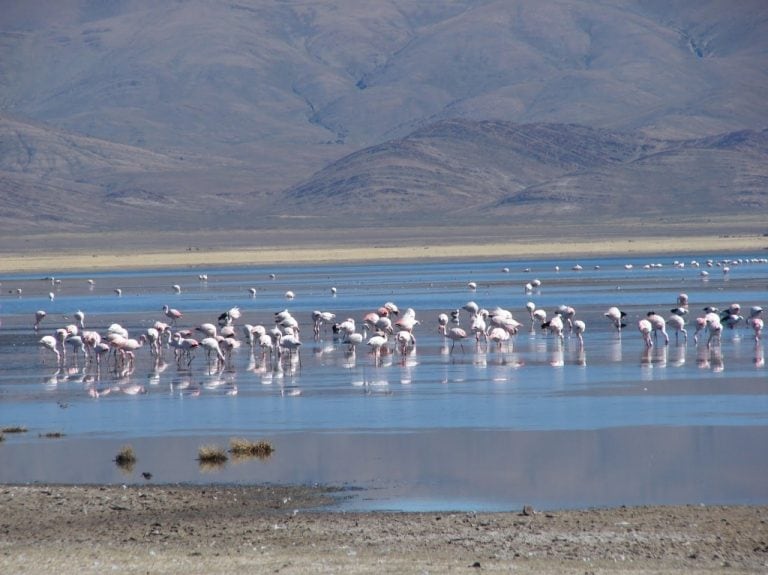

[283,120,768,225]
[0,0,766,243]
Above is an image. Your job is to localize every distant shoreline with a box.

[1,234,765,274]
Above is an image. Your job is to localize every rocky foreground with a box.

[1,485,766,574]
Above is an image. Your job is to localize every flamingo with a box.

[34,310,46,331]
[604,306,626,333]
[144,327,162,357]
[81,330,102,363]
[747,317,763,341]
[396,330,416,355]
[66,333,85,365]
[705,313,723,348]
[541,314,564,342]
[692,316,707,344]
[555,305,576,332]
[667,314,688,344]
[646,312,669,345]
[218,306,241,327]
[470,311,488,343]
[312,310,336,338]
[196,323,217,338]
[163,305,183,325]
[382,302,399,316]
[258,333,275,365]
[279,332,302,368]
[200,337,226,366]
[120,337,145,368]
[572,320,586,347]
[170,333,198,366]
[437,313,449,333]
[39,335,60,363]
[638,319,653,347]
[342,331,364,353]
[525,301,536,323]
[487,326,511,351]
[74,310,86,330]
[443,327,468,354]
[366,332,388,362]
[395,311,419,334]
[462,301,480,317]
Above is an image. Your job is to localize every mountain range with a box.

[1,0,767,245]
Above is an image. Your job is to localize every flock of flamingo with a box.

[32,277,764,384]
[19,256,766,395]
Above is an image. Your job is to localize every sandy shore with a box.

[0,485,766,574]
[0,233,766,274]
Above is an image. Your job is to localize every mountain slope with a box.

[0,1,766,238]
[282,120,768,224]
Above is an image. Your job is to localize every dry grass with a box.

[40,432,65,439]
[198,445,228,465]
[2,426,28,434]
[0,229,766,274]
[229,437,274,460]
[114,445,137,471]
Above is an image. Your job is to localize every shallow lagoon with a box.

[0,253,766,511]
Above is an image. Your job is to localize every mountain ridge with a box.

[0,1,766,241]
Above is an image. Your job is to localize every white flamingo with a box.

[638,319,653,347]
[34,310,47,331]
[604,306,626,333]
[366,332,388,363]
[39,335,60,363]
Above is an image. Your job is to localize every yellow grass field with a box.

[1,234,766,274]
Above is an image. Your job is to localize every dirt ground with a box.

[1,485,766,574]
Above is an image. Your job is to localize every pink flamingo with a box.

[441,326,468,354]
[646,312,669,345]
[747,317,763,341]
[666,314,688,344]
[163,305,183,325]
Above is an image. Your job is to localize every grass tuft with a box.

[229,438,274,459]
[114,445,137,470]
[40,432,65,439]
[198,445,228,464]
[2,426,28,434]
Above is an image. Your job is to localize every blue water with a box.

[0,253,766,510]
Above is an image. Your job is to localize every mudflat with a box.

[1,485,766,574]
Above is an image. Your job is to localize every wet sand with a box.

[1,233,766,274]
[1,485,766,574]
